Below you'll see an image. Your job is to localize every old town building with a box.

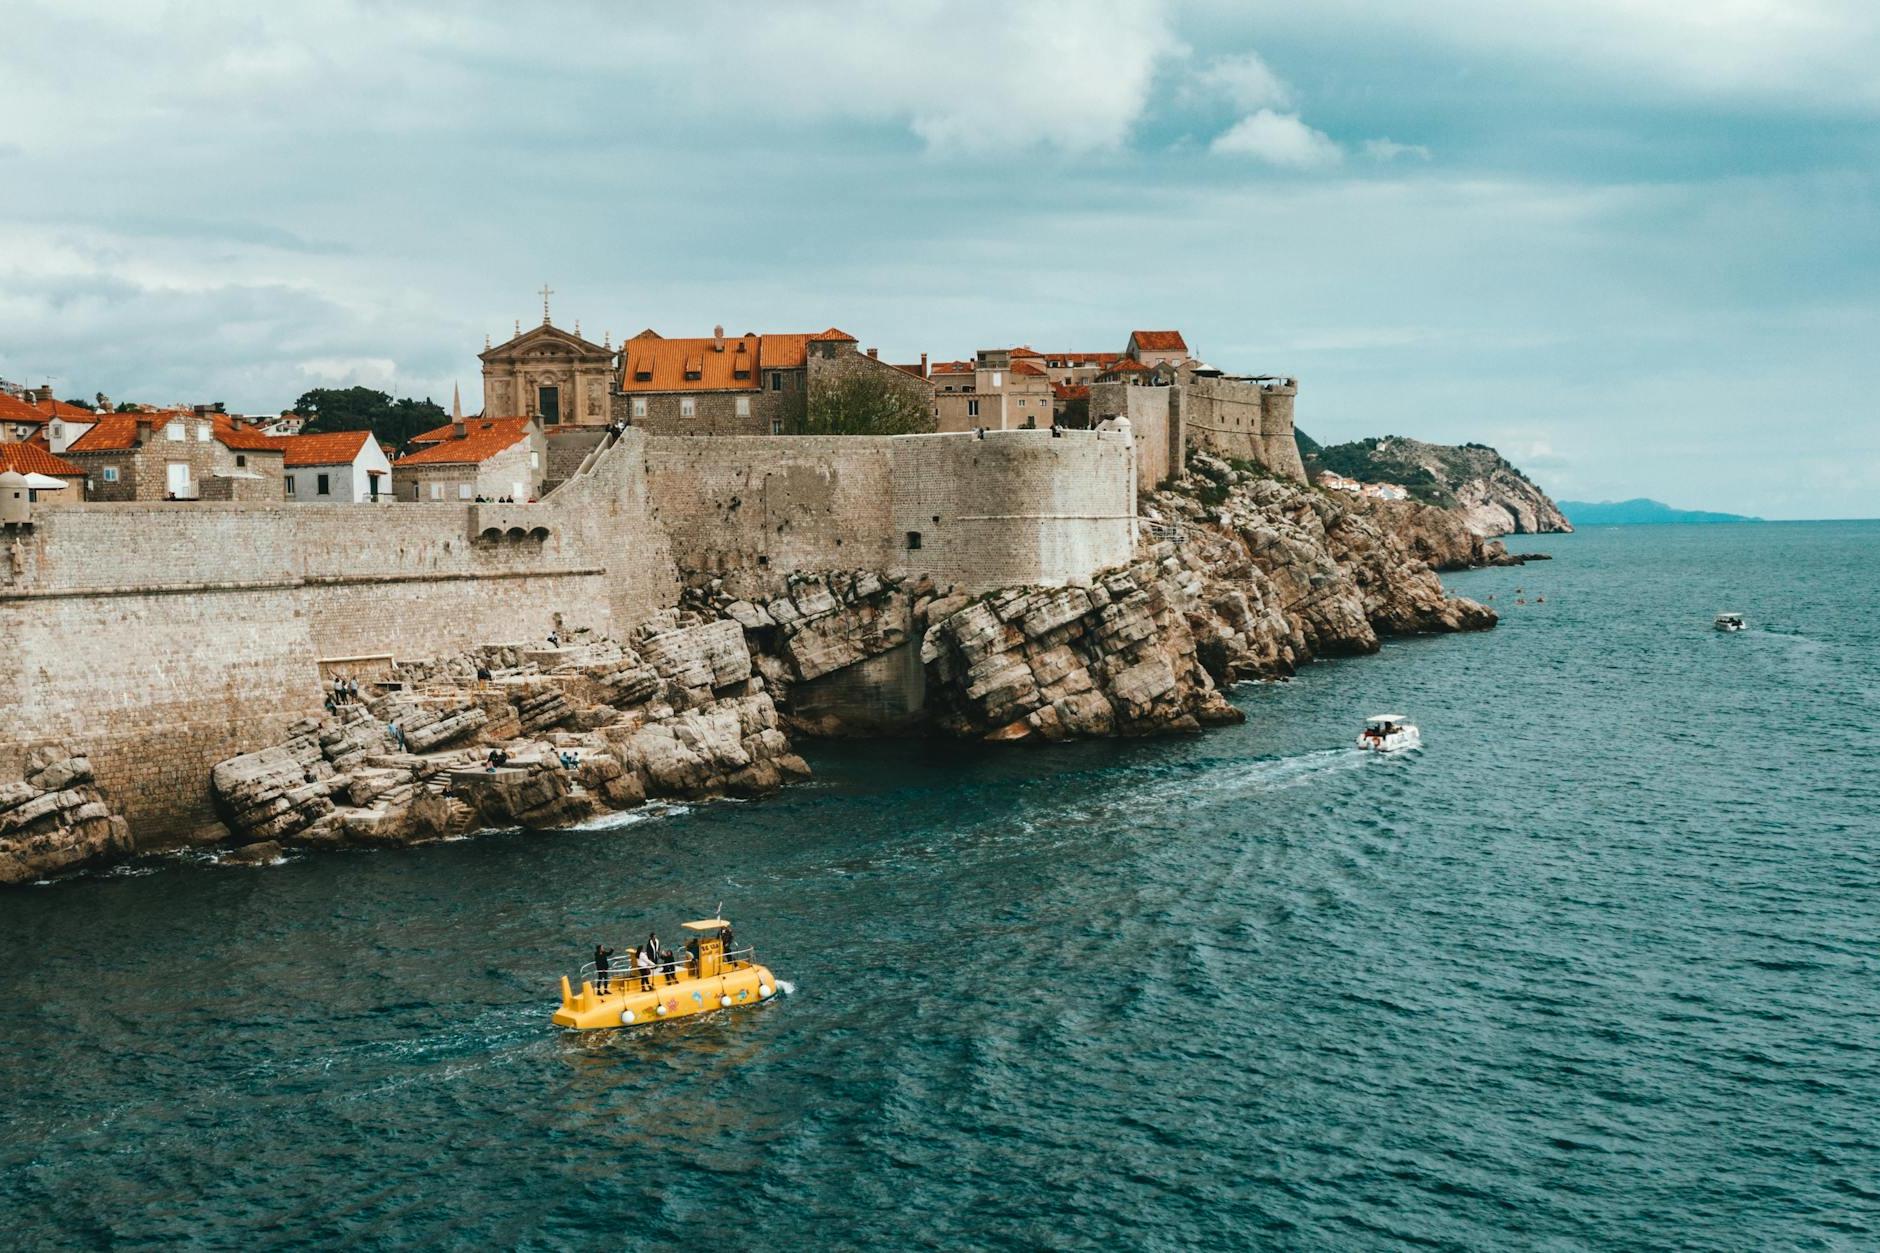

[480,319,615,427]
[60,411,284,501]
[274,430,394,503]
[392,415,546,502]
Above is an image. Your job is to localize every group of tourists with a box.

[324,673,364,714]
[483,747,510,772]
[588,924,739,995]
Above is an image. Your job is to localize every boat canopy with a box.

[1716,612,1743,620]
[681,918,731,931]
[1365,714,1407,725]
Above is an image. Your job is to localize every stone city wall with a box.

[0,432,678,841]
[645,429,1136,598]
[1089,381,1182,489]
[1179,375,1306,482]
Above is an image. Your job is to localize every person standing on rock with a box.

[388,720,406,752]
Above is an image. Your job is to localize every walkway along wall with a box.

[0,432,678,842]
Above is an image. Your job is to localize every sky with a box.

[3,1,1877,518]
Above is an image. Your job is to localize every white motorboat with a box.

[1714,612,1746,633]
[1357,714,1420,753]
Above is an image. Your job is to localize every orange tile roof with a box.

[0,392,99,424]
[1052,382,1091,400]
[394,417,531,467]
[929,360,973,374]
[618,330,830,393]
[271,429,374,467]
[64,411,284,454]
[1130,329,1187,352]
[1008,360,1047,377]
[0,442,84,477]
[808,327,857,342]
[1009,346,1043,358]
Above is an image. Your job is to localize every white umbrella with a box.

[23,473,71,489]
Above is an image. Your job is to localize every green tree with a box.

[61,396,96,411]
[791,371,932,436]
[295,387,447,451]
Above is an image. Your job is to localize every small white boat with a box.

[1715,612,1746,633]
[1357,714,1420,753]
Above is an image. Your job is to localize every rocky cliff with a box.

[682,453,1496,743]
[1303,435,1571,537]
[206,619,807,859]
[0,748,132,884]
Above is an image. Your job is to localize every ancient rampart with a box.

[1180,375,1306,481]
[0,433,677,840]
[646,429,1136,597]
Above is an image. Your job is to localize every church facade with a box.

[479,322,615,426]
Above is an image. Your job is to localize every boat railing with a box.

[575,944,759,986]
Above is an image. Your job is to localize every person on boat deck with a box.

[718,924,736,961]
[658,945,678,985]
[635,944,655,991]
[594,944,614,994]
[685,933,702,976]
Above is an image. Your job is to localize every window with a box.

[770,418,783,435]
[285,474,296,496]
[967,399,980,417]
[735,396,751,417]
[632,398,647,418]
[317,473,331,496]
[530,450,540,469]
[769,372,782,391]
[680,397,696,418]
[459,484,473,500]
[235,454,246,467]
[165,421,184,441]
[991,371,1002,388]
[196,423,211,442]
[429,482,442,501]
[906,531,923,550]
[102,466,120,483]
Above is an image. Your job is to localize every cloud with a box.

[1190,51,1293,110]
[1210,110,1343,168]
[1363,138,1431,162]
[296,358,399,389]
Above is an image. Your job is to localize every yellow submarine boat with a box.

[552,918,779,1030]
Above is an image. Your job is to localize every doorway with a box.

[538,385,560,425]
[166,462,192,499]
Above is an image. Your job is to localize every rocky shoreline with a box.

[4,456,1506,884]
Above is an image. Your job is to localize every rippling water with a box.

[4,522,1877,1248]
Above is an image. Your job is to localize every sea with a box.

[3,521,1876,1250]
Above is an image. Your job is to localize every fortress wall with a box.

[0,434,677,842]
[1090,383,1180,488]
[1180,377,1306,482]
[888,429,1136,592]
[645,436,898,596]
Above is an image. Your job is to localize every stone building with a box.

[480,320,615,427]
[1125,329,1190,369]
[60,412,284,501]
[614,326,934,435]
[0,388,97,445]
[1177,369,1304,481]
[274,430,394,503]
[932,348,1056,433]
[392,416,546,502]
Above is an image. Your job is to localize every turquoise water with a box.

[4,522,1877,1249]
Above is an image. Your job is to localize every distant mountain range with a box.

[1558,498,1760,526]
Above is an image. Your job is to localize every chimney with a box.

[30,385,53,404]
[920,352,928,378]
[866,347,878,359]
[453,419,467,439]
[713,325,726,353]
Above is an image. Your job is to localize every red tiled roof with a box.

[0,392,98,424]
[0,442,84,477]
[618,330,832,393]
[928,360,973,374]
[1130,330,1187,352]
[394,417,532,467]
[64,411,284,455]
[808,327,857,342]
[1103,357,1151,374]
[1009,360,1047,377]
[271,429,374,467]
[1009,346,1043,358]
[1052,382,1091,400]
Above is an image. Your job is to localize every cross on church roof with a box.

[539,282,554,325]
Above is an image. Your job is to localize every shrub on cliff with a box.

[792,373,932,436]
